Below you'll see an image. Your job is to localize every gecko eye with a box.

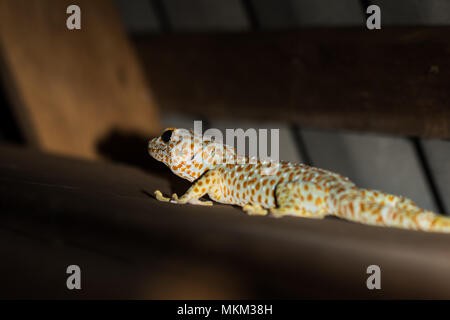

[161,130,173,143]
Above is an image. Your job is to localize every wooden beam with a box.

[1,144,450,298]
[134,27,450,138]
[0,0,161,159]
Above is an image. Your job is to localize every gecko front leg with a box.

[171,192,212,206]
[154,169,221,206]
[155,190,172,202]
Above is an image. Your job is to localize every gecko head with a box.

[148,127,236,182]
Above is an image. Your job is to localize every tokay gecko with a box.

[148,127,450,233]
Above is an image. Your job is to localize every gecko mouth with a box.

[148,139,165,161]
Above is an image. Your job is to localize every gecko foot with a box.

[243,204,268,216]
[155,190,171,202]
[270,207,325,219]
[169,193,213,206]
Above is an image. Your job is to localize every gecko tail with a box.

[336,192,450,233]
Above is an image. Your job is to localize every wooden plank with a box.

[162,0,249,31]
[1,144,450,299]
[0,0,161,159]
[0,216,246,299]
[373,0,450,26]
[114,0,160,33]
[250,0,364,28]
[134,27,450,138]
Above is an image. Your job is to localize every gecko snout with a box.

[148,137,161,159]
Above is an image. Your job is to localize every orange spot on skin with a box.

[198,181,203,186]
[243,182,247,188]
[239,175,244,180]
[307,194,313,201]
[289,172,294,180]
[270,180,276,186]
[205,179,210,184]
[245,166,251,172]
[315,198,323,206]
[251,189,255,196]
[237,184,241,190]
[194,187,199,193]
[304,185,309,191]
[388,195,395,202]
[258,195,262,203]
[262,180,268,186]
[201,188,206,193]
[266,189,270,196]
[237,167,243,172]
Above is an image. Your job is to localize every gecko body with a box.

[149,127,450,233]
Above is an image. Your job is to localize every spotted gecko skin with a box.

[149,127,450,233]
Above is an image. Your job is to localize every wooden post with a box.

[0,0,161,158]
